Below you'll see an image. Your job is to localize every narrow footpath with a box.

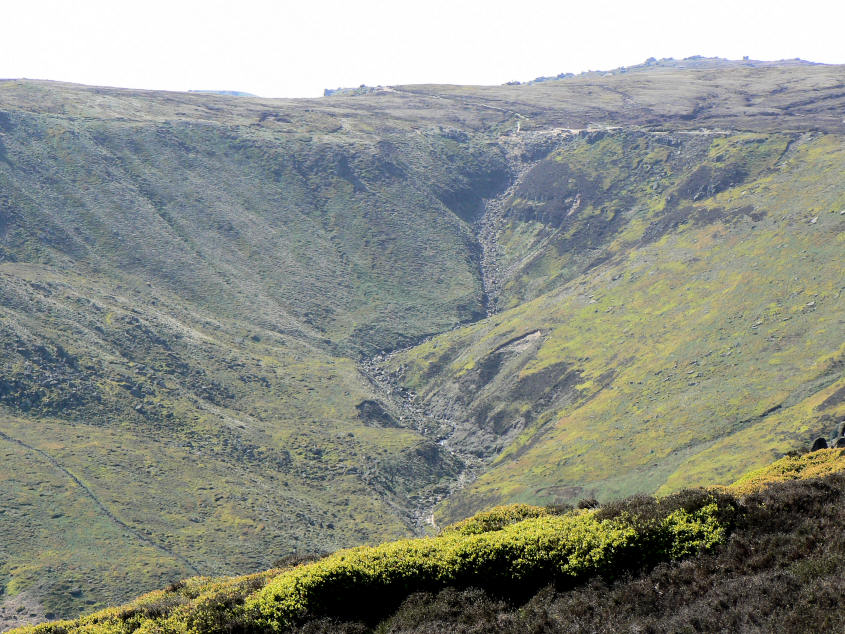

[0,429,201,576]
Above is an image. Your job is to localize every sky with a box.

[2,0,844,98]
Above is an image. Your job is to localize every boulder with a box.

[810,437,828,451]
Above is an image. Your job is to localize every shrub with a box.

[725,447,845,495]
[439,504,549,535]
[13,451,845,634]
[248,500,727,630]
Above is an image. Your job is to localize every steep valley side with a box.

[388,129,845,523]
[0,80,517,623]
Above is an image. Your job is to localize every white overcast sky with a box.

[2,0,844,98]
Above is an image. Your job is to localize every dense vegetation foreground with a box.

[12,449,845,633]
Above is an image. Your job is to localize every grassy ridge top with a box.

[2,60,844,133]
[10,449,842,634]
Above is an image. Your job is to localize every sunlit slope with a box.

[0,81,506,620]
[494,130,793,307]
[0,262,464,621]
[391,131,845,522]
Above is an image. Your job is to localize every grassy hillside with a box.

[390,128,845,522]
[0,80,510,622]
[0,60,844,625]
[8,449,843,633]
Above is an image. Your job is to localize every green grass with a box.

[391,131,845,523]
[0,62,844,624]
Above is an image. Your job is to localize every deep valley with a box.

[0,57,843,628]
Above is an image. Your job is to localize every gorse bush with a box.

[378,472,845,633]
[248,500,726,630]
[20,501,727,634]
[22,572,278,634]
[724,447,845,495]
[439,504,551,535]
